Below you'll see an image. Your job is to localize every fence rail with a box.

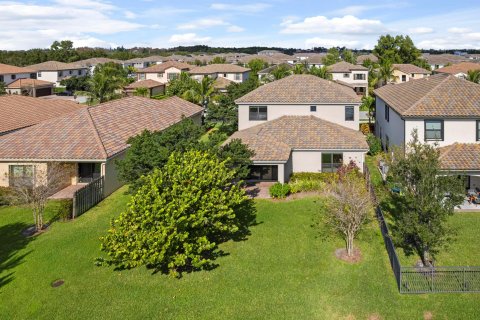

[72,176,104,218]
[364,161,480,294]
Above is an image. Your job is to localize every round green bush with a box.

[269,182,291,199]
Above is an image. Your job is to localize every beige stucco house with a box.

[124,79,165,97]
[0,96,203,197]
[391,64,431,83]
[327,61,369,96]
[189,64,250,83]
[136,61,191,83]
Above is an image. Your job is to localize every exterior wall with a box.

[404,119,479,147]
[331,71,368,85]
[291,150,365,174]
[103,153,124,197]
[36,68,88,86]
[142,67,184,83]
[392,70,429,84]
[284,156,293,182]
[343,152,365,172]
[238,103,360,130]
[191,71,249,83]
[0,73,34,85]
[150,86,165,96]
[375,97,406,148]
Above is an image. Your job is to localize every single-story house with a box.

[227,115,368,183]
[305,54,327,68]
[124,79,165,97]
[0,63,36,85]
[6,78,55,97]
[136,61,191,83]
[392,64,431,83]
[189,64,250,83]
[434,62,480,79]
[0,96,203,197]
[0,95,83,136]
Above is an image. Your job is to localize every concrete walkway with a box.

[49,184,87,199]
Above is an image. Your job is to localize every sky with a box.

[1,0,480,50]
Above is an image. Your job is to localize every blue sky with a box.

[1,0,480,50]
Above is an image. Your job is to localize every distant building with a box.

[6,79,55,97]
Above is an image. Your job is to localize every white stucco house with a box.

[327,61,369,96]
[136,61,192,83]
[27,61,88,86]
[374,73,480,190]
[75,57,123,74]
[0,63,36,85]
[392,64,431,83]
[189,64,250,83]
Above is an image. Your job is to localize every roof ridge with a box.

[403,74,451,115]
[85,107,108,159]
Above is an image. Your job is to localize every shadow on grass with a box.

[0,222,35,289]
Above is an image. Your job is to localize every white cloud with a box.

[168,33,211,45]
[331,3,408,16]
[178,19,227,30]
[408,27,434,34]
[448,27,471,33]
[124,11,137,19]
[53,0,116,11]
[305,37,361,49]
[210,3,270,13]
[281,15,384,35]
[227,25,244,32]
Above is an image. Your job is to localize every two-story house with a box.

[392,64,431,83]
[189,64,250,83]
[27,61,88,86]
[328,61,369,96]
[136,61,191,83]
[75,58,123,75]
[434,62,480,79]
[0,63,36,85]
[374,73,480,190]
[229,74,368,183]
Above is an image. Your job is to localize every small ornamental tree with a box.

[389,130,464,265]
[99,151,254,277]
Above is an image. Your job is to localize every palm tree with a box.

[268,64,291,81]
[308,66,332,80]
[466,69,480,84]
[377,60,397,86]
[292,64,305,74]
[361,95,375,124]
[182,76,215,109]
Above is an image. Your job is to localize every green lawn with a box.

[366,156,480,266]
[1,186,480,319]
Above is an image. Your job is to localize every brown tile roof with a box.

[439,143,480,171]
[227,115,368,162]
[374,73,480,118]
[236,74,361,104]
[0,95,83,135]
[328,61,368,73]
[0,96,203,160]
[27,61,85,71]
[189,64,250,74]
[305,54,327,64]
[422,54,469,65]
[138,61,191,73]
[125,79,165,89]
[393,64,431,74]
[435,62,480,75]
[75,57,123,66]
[356,54,378,64]
[7,78,54,88]
[0,63,35,74]
[213,77,234,90]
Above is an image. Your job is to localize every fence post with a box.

[463,267,466,292]
[431,268,434,293]
[72,192,77,219]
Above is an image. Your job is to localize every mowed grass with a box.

[0,186,479,319]
[365,156,480,266]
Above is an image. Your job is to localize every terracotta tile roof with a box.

[374,73,480,118]
[7,78,54,88]
[125,79,165,89]
[138,61,191,73]
[227,115,368,162]
[189,64,250,74]
[305,54,327,64]
[0,96,203,160]
[439,143,480,170]
[236,74,361,104]
[213,77,234,90]
[328,61,368,73]
[0,95,83,135]
[356,54,378,64]
[435,62,480,75]
[422,54,469,65]
[393,64,431,74]
[27,61,86,71]
[0,63,35,74]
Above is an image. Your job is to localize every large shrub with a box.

[56,199,73,221]
[366,133,382,155]
[100,151,254,277]
[0,187,15,206]
[290,172,338,184]
[269,183,291,199]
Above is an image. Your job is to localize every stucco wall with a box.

[36,69,87,86]
[375,97,406,148]
[238,104,360,130]
[292,151,323,173]
[103,152,125,197]
[0,73,34,85]
[392,70,429,84]
[143,67,184,83]
[404,119,479,147]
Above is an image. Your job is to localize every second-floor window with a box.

[139,73,146,80]
[477,121,480,141]
[353,73,365,80]
[167,73,178,80]
[11,74,16,80]
[402,75,407,82]
[385,104,390,122]
[310,106,316,112]
[343,73,350,78]
[249,106,267,121]
[0,75,3,82]
[234,73,241,81]
[157,72,164,78]
[425,120,444,141]
[345,106,354,121]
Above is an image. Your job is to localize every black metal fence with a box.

[364,161,480,294]
[72,176,104,218]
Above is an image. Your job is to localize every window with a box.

[138,73,146,80]
[424,120,444,141]
[9,165,34,188]
[223,73,227,77]
[11,74,16,80]
[476,121,480,141]
[0,75,3,82]
[234,73,241,81]
[30,73,36,79]
[58,71,63,77]
[411,74,415,78]
[69,70,73,75]
[353,73,366,80]
[157,72,164,78]
[385,104,390,122]
[401,75,407,82]
[249,106,267,121]
[78,163,101,183]
[78,70,82,75]
[310,105,317,112]
[343,73,350,78]
[37,72,42,77]
[248,165,278,181]
[345,106,354,121]
[167,73,178,80]
[322,153,343,173]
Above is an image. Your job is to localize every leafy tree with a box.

[342,50,357,64]
[373,35,421,64]
[207,138,255,180]
[50,40,77,62]
[60,75,90,92]
[100,150,254,277]
[266,64,291,82]
[308,65,332,80]
[361,95,375,124]
[377,60,397,86]
[0,82,6,95]
[413,58,431,71]
[193,59,206,66]
[389,130,464,266]
[209,56,227,64]
[133,87,149,97]
[366,134,382,156]
[292,64,306,74]
[247,58,268,75]
[182,76,215,108]
[116,118,205,191]
[166,72,197,97]
[322,48,341,66]
[466,69,480,84]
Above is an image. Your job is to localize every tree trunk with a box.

[346,233,354,256]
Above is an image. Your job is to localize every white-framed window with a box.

[157,72,164,78]
[167,73,178,80]
[234,73,241,81]
[353,73,365,80]
[402,75,407,82]
[37,72,42,77]
[345,106,354,121]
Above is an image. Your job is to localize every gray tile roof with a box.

[235,74,361,104]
